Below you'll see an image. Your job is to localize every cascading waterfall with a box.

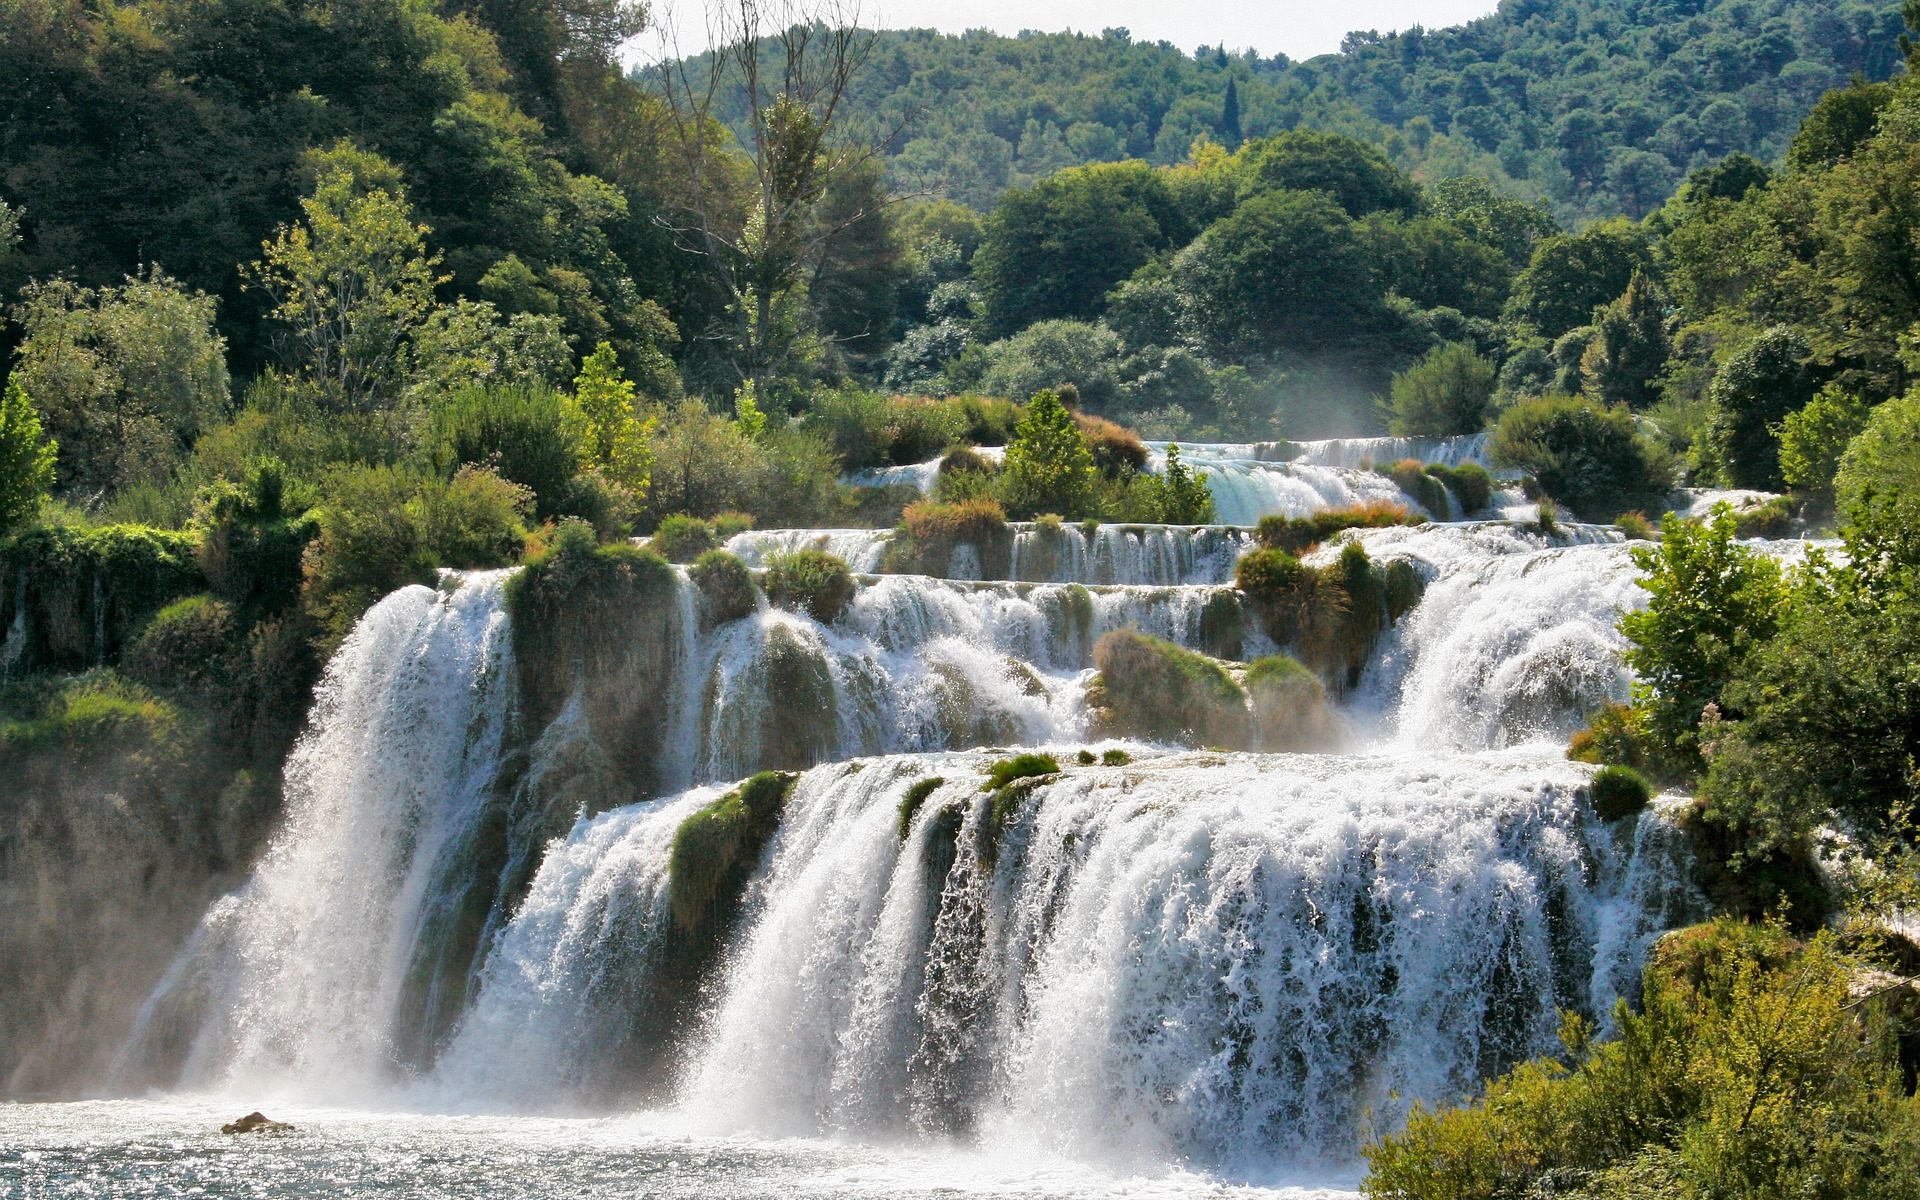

[114,480,1759,1185]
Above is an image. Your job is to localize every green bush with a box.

[689,550,757,624]
[1426,462,1494,514]
[1702,326,1813,492]
[1381,458,1452,516]
[982,753,1059,791]
[192,459,320,617]
[422,383,581,519]
[0,523,202,672]
[1383,341,1495,437]
[883,497,1012,576]
[1491,395,1674,521]
[415,465,533,568]
[300,466,440,644]
[997,389,1097,519]
[667,771,798,932]
[652,514,718,562]
[897,776,946,838]
[1590,764,1653,822]
[762,550,856,624]
[710,511,754,540]
[1256,502,1415,554]
[1362,922,1920,1200]
[1779,385,1869,493]
[123,595,236,695]
[1090,630,1249,748]
[1835,387,1920,517]
[1099,748,1133,766]
[1246,654,1334,751]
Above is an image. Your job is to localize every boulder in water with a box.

[221,1111,293,1134]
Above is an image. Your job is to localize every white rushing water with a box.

[83,494,1800,1195]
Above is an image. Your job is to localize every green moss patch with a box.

[1090,630,1249,749]
[1590,764,1653,822]
[668,771,798,934]
[897,776,946,839]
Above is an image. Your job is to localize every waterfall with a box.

[440,749,1698,1172]
[139,571,517,1100]
[723,528,895,573]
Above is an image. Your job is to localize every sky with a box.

[640,0,1503,62]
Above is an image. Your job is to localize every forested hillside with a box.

[677,0,1907,220]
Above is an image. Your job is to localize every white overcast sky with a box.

[641,1,1503,62]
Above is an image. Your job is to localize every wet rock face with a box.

[221,1111,293,1134]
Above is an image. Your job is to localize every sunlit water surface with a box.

[0,1100,1360,1199]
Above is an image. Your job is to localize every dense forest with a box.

[3,0,1920,1193]
[680,0,1909,221]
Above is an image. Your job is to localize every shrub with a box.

[123,595,236,695]
[885,498,1011,576]
[1567,702,1664,778]
[1256,501,1414,554]
[1491,395,1674,521]
[1426,462,1494,514]
[1090,630,1249,748]
[0,523,202,672]
[416,465,533,568]
[1075,412,1148,475]
[982,753,1060,791]
[1614,511,1656,541]
[711,511,754,540]
[667,771,798,932]
[897,776,946,838]
[1590,764,1654,822]
[762,550,856,624]
[1235,546,1314,602]
[192,458,320,617]
[1362,922,1920,1200]
[997,389,1097,519]
[1731,496,1793,538]
[1099,748,1132,766]
[1778,385,1869,493]
[1383,341,1495,437]
[422,383,580,519]
[0,670,189,762]
[1702,326,1813,491]
[689,550,756,624]
[1381,458,1453,516]
[1835,387,1920,517]
[652,514,717,562]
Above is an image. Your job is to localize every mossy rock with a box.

[882,499,1013,578]
[897,776,946,839]
[689,550,757,624]
[1198,589,1244,660]
[0,525,202,673]
[505,521,682,799]
[1381,458,1453,517]
[1245,655,1339,751]
[1090,630,1250,749]
[1426,463,1495,514]
[763,550,855,624]
[668,771,798,935]
[928,658,1022,748]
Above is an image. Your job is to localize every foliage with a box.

[1703,327,1815,491]
[997,389,1097,519]
[1590,765,1654,823]
[981,753,1060,792]
[1384,343,1494,437]
[689,550,757,624]
[809,390,969,469]
[1427,463,1494,515]
[0,378,57,534]
[1381,459,1453,518]
[896,776,946,839]
[1091,630,1249,749]
[1620,506,1785,769]
[423,385,582,519]
[761,550,855,624]
[668,771,798,932]
[1836,387,1920,516]
[0,671,190,762]
[1778,385,1870,493]
[570,341,655,495]
[1256,502,1416,555]
[1362,921,1920,1200]
[652,515,719,563]
[1581,269,1671,410]
[1490,395,1674,521]
[976,321,1124,411]
[0,523,202,672]
[10,270,228,497]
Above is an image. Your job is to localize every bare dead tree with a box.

[650,0,903,398]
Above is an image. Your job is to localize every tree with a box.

[570,341,654,494]
[1778,385,1869,493]
[0,378,56,532]
[1172,189,1376,359]
[1836,386,1920,515]
[1238,130,1420,217]
[997,388,1096,518]
[1489,394,1674,521]
[652,0,885,396]
[1220,79,1243,148]
[977,320,1123,411]
[249,143,443,413]
[974,161,1190,336]
[1621,505,1785,767]
[1703,327,1813,490]
[9,269,229,496]
[1383,343,1495,437]
[1503,220,1654,339]
[1156,443,1215,524]
[1581,269,1671,410]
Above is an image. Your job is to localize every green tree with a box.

[1703,327,1813,490]
[974,161,1191,336]
[1503,219,1654,339]
[1239,130,1420,217]
[250,143,443,413]
[1489,394,1674,521]
[1384,343,1495,437]
[9,269,229,496]
[0,377,57,532]
[570,341,654,495]
[1157,443,1215,524]
[1580,269,1671,410]
[1621,505,1785,767]
[1835,386,1920,515]
[997,389,1096,518]
[1778,385,1870,493]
